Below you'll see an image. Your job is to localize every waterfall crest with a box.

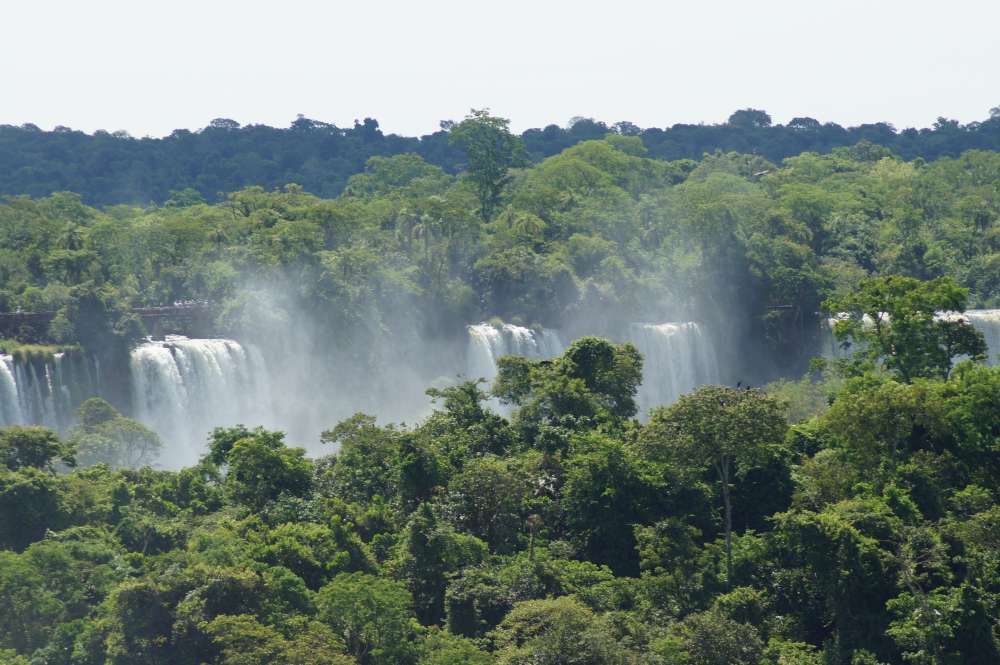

[628,322,720,417]
[466,323,565,384]
[129,336,274,466]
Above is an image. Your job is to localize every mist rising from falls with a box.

[130,336,275,466]
[0,352,102,430]
[466,323,565,384]
[627,322,720,418]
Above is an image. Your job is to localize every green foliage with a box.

[449,109,527,220]
[561,435,663,575]
[489,596,627,665]
[825,276,986,381]
[495,337,643,439]
[5,114,1000,665]
[318,415,402,504]
[204,615,354,665]
[641,386,788,585]
[316,572,419,665]
[655,609,764,665]
[417,627,492,665]
[0,466,68,550]
[228,438,312,510]
[3,110,1000,208]
[68,398,161,469]
[0,425,75,471]
[2,360,1000,662]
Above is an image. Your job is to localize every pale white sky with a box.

[3,0,998,137]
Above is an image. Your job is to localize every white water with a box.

[820,313,882,360]
[465,320,721,417]
[130,336,275,466]
[0,351,102,430]
[466,323,565,414]
[956,310,1000,365]
[466,323,565,384]
[627,322,720,417]
[0,355,24,427]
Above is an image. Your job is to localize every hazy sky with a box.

[4,0,998,137]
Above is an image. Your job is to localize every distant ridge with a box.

[2,108,999,206]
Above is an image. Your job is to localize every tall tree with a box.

[448,109,526,220]
[640,385,787,585]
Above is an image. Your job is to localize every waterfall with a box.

[129,336,274,466]
[958,310,1000,365]
[0,356,23,427]
[627,322,720,417]
[0,351,101,430]
[466,323,565,384]
[466,320,719,417]
[821,317,851,360]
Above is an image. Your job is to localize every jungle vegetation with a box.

[3,110,1000,664]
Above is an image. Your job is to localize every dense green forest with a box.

[4,110,1000,664]
[5,111,1000,377]
[3,106,1000,206]
[3,314,1000,664]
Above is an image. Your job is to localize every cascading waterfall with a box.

[957,310,1000,365]
[627,322,720,417]
[0,351,102,430]
[130,335,275,466]
[0,355,24,427]
[466,323,565,384]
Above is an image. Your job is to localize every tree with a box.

[560,336,644,419]
[204,615,354,665]
[394,503,488,627]
[728,109,773,129]
[0,467,67,550]
[0,550,66,653]
[318,414,401,504]
[224,431,312,511]
[401,503,449,626]
[562,436,662,575]
[494,337,643,437]
[0,426,74,471]
[449,109,527,220]
[655,610,764,665]
[640,385,787,585]
[316,572,418,665]
[768,499,902,661]
[443,453,534,553]
[67,398,161,469]
[424,380,515,460]
[489,596,628,665]
[824,276,986,382]
[249,521,375,590]
[417,628,492,665]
